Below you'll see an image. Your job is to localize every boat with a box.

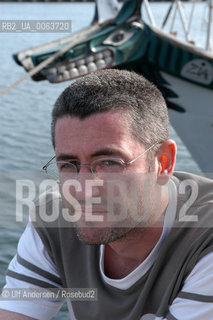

[12,0,213,173]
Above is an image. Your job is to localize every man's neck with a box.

[103,188,169,279]
[104,225,163,279]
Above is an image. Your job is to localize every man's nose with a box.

[76,167,102,200]
[77,164,94,184]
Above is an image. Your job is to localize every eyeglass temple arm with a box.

[42,155,56,170]
[127,142,162,165]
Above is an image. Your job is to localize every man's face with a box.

[55,112,164,244]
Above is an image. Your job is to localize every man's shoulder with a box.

[31,188,66,230]
[172,171,213,184]
[172,171,213,203]
[34,188,62,207]
[171,171,213,229]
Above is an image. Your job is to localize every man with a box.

[0,69,213,319]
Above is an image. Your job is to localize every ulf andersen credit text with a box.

[0,288,97,301]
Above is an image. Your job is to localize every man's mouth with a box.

[79,206,107,214]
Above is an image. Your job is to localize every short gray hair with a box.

[51,69,169,153]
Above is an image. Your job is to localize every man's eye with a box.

[59,162,77,170]
[102,160,121,166]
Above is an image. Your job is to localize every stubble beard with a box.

[61,173,159,245]
[74,224,135,245]
[72,197,153,245]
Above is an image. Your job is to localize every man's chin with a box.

[74,225,131,245]
[74,226,112,245]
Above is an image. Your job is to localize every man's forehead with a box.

[54,112,143,157]
[55,112,132,139]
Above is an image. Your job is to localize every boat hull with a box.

[161,71,213,173]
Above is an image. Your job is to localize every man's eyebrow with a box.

[91,148,123,157]
[56,154,78,161]
[56,149,124,161]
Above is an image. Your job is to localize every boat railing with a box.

[142,0,213,53]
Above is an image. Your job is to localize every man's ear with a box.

[157,139,177,185]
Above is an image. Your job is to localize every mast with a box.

[92,0,119,23]
[206,0,213,51]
